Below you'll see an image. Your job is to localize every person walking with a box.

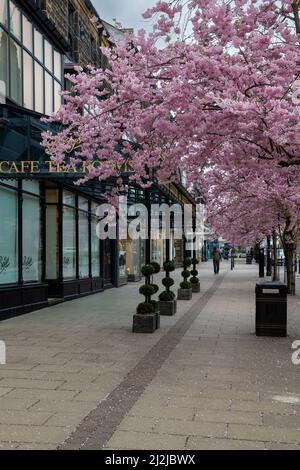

[212,247,221,274]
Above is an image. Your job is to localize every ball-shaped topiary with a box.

[159,259,176,303]
[180,280,192,289]
[162,277,174,288]
[150,283,159,294]
[150,261,161,274]
[137,302,154,314]
[141,264,155,277]
[139,284,155,297]
[159,291,176,302]
[150,299,159,312]
[184,257,192,268]
[181,270,191,280]
[190,258,200,286]
[163,261,175,272]
[138,264,157,314]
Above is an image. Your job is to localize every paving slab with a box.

[0,262,300,449]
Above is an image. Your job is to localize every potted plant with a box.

[159,260,177,316]
[133,264,156,333]
[150,261,161,328]
[190,258,200,293]
[177,257,192,300]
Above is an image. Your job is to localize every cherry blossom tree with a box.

[42,0,300,292]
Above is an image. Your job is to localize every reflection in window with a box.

[91,216,100,277]
[63,206,76,279]
[34,62,44,113]
[22,14,32,52]
[46,205,59,279]
[0,0,8,27]
[44,40,53,72]
[126,239,141,278]
[23,51,33,109]
[10,38,22,104]
[79,211,89,278]
[0,185,18,284]
[0,29,8,98]
[63,191,75,206]
[54,49,61,80]
[23,191,42,282]
[54,80,62,112]
[9,1,21,40]
[45,72,53,115]
[34,28,43,62]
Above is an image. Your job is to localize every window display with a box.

[23,185,41,282]
[0,185,18,284]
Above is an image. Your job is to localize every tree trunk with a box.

[272,231,279,281]
[283,243,296,295]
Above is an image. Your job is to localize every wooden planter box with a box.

[192,282,200,293]
[159,300,177,316]
[133,313,156,333]
[177,288,192,300]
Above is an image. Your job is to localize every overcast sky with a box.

[92,0,158,32]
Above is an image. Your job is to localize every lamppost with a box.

[259,247,265,278]
[266,235,271,276]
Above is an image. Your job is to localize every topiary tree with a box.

[180,257,192,289]
[149,261,160,312]
[137,264,155,314]
[190,258,199,284]
[159,261,176,302]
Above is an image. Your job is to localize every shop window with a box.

[54,80,62,113]
[22,14,32,52]
[46,205,59,279]
[63,191,75,206]
[23,180,40,195]
[0,28,8,98]
[10,38,22,104]
[0,0,8,28]
[9,1,21,40]
[0,185,18,284]
[34,28,43,63]
[63,206,76,279]
[44,39,53,73]
[126,238,141,278]
[91,216,100,277]
[54,49,61,81]
[23,190,42,282]
[79,210,89,278]
[23,51,33,109]
[34,61,44,113]
[45,72,53,115]
[45,188,59,203]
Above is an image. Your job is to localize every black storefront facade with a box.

[0,0,199,320]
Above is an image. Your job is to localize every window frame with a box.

[0,0,63,114]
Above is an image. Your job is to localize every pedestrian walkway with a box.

[0,261,300,450]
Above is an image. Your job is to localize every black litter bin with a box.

[255,281,287,337]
